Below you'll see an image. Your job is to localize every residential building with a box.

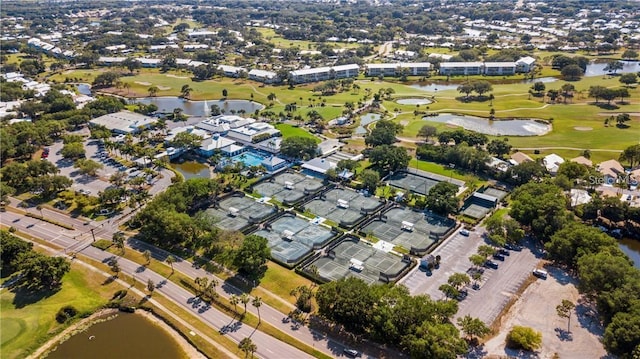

[137,58,161,68]
[483,62,516,76]
[570,156,593,167]
[289,64,359,84]
[439,62,484,76]
[597,159,625,185]
[509,151,534,165]
[97,56,127,66]
[197,135,236,157]
[248,69,279,84]
[365,62,431,77]
[543,153,565,175]
[516,56,536,73]
[89,111,156,134]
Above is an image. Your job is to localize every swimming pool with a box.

[231,151,266,167]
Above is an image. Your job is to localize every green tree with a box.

[617,113,632,127]
[109,259,121,278]
[477,244,497,259]
[222,88,228,98]
[147,279,155,295]
[556,299,576,332]
[252,296,263,323]
[622,49,639,60]
[368,145,410,173]
[0,231,33,274]
[510,181,570,240]
[142,250,151,265]
[279,136,318,160]
[230,294,240,313]
[148,86,159,97]
[233,235,270,279]
[290,285,314,312]
[238,337,257,358]
[531,82,545,95]
[180,84,193,99]
[506,326,542,351]
[577,251,636,297]
[365,120,403,147]
[360,169,380,193]
[604,61,624,74]
[240,293,250,314]
[16,251,70,290]
[438,283,459,299]
[457,82,474,99]
[74,159,103,177]
[457,315,491,342]
[418,125,437,142]
[620,144,640,168]
[619,73,638,87]
[425,182,459,216]
[112,232,126,254]
[166,255,176,273]
[487,139,512,158]
[561,64,583,81]
[170,132,203,152]
[61,142,85,159]
[603,310,640,358]
[472,80,492,97]
[447,273,471,290]
[469,254,486,269]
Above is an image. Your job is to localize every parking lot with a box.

[399,227,542,325]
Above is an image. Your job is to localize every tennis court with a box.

[461,203,492,219]
[304,188,383,228]
[308,239,410,284]
[386,172,442,196]
[206,195,277,231]
[361,207,455,254]
[252,214,334,265]
[254,172,325,205]
[481,187,509,201]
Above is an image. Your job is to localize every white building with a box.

[439,62,484,76]
[365,62,431,77]
[226,122,280,143]
[89,111,156,134]
[98,56,127,66]
[289,64,360,84]
[197,135,236,157]
[516,56,536,73]
[483,62,516,76]
[248,69,279,84]
[543,153,565,175]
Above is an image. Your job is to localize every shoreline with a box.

[29,309,205,359]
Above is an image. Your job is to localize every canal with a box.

[46,313,187,359]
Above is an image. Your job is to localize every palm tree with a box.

[166,255,176,273]
[148,86,159,97]
[110,259,120,278]
[238,337,257,358]
[206,278,218,299]
[180,84,193,99]
[113,232,126,254]
[147,279,155,295]
[251,296,263,324]
[240,293,250,314]
[143,250,152,265]
[267,92,276,102]
[230,294,240,313]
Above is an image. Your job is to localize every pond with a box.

[355,113,382,135]
[585,61,640,77]
[75,83,92,96]
[170,160,211,180]
[423,113,552,136]
[396,98,433,105]
[619,237,640,270]
[136,97,264,117]
[47,313,186,359]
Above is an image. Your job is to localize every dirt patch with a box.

[135,81,152,86]
[573,127,593,131]
[166,74,189,79]
[482,267,607,359]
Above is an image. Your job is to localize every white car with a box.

[460,229,470,236]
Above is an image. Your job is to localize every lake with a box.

[76,83,92,96]
[355,113,382,135]
[136,97,264,117]
[423,113,552,136]
[585,61,640,77]
[170,160,211,180]
[47,313,186,359]
[619,237,640,270]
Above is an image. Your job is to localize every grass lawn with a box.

[275,123,320,143]
[260,261,314,304]
[0,265,118,359]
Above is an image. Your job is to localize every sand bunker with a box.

[166,74,189,79]
[574,126,593,131]
[157,86,171,90]
[135,81,152,86]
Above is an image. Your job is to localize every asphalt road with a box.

[399,227,542,325]
[1,210,312,359]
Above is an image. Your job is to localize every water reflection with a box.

[355,113,382,135]
[423,113,551,136]
[170,160,211,180]
[136,97,264,117]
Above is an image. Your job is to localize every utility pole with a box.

[90,228,96,242]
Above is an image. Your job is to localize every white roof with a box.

[484,62,516,67]
[517,56,536,65]
[440,62,484,67]
[248,69,277,78]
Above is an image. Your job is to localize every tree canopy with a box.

[280,136,318,160]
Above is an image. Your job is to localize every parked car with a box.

[533,269,548,279]
[492,253,506,261]
[484,260,499,269]
[343,349,360,357]
[505,243,523,252]
[460,229,470,236]
[456,289,469,301]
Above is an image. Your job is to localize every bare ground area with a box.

[479,266,610,359]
